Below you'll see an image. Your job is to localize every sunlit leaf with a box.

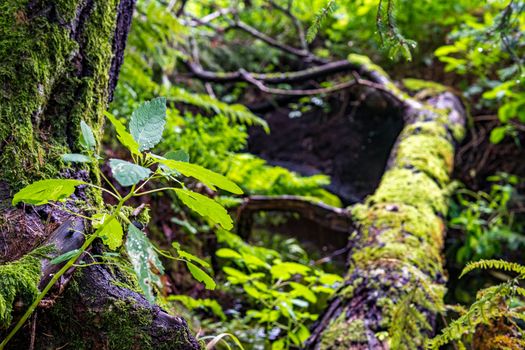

[104,111,141,155]
[172,242,210,267]
[159,159,243,194]
[92,213,124,250]
[186,261,216,290]
[12,179,85,206]
[174,189,233,230]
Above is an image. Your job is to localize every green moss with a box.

[0,246,52,328]
[368,168,446,214]
[319,314,368,349]
[0,0,119,191]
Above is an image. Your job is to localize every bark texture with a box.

[304,63,466,348]
[0,1,199,348]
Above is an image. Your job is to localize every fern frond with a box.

[427,282,515,349]
[460,259,525,279]
[306,0,336,43]
[171,87,269,132]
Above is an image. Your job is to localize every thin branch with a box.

[266,0,308,51]
[240,69,357,95]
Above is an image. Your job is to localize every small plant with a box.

[1,97,243,348]
[428,259,525,349]
[213,230,343,350]
[449,173,524,263]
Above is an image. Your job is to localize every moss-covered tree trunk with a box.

[0,1,199,349]
[304,66,466,347]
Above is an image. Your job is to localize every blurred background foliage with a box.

[105,0,525,348]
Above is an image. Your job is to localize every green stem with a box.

[0,190,134,349]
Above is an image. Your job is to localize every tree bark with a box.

[0,1,198,348]
[297,60,467,349]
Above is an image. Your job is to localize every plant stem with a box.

[0,190,134,349]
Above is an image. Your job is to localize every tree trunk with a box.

[300,61,466,348]
[0,1,198,349]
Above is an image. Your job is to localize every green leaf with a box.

[159,159,243,194]
[12,179,85,206]
[174,189,233,230]
[50,249,80,265]
[165,150,189,162]
[104,111,141,156]
[126,224,164,303]
[92,213,124,250]
[129,97,167,151]
[186,261,216,290]
[290,282,317,303]
[79,120,96,150]
[109,159,151,187]
[62,153,91,163]
[270,262,310,280]
[489,126,507,144]
[172,242,209,267]
[216,248,242,260]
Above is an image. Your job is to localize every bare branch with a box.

[236,195,352,239]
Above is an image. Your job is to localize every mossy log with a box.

[0,1,198,349]
[304,81,466,348]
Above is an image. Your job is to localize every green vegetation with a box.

[1,0,524,349]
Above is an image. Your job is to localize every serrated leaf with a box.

[12,179,85,206]
[50,249,80,265]
[104,111,141,155]
[80,121,96,150]
[109,159,151,187]
[126,224,164,303]
[129,97,167,151]
[186,261,216,290]
[172,242,209,267]
[174,189,233,230]
[159,160,243,194]
[165,150,189,162]
[92,213,124,250]
[62,153,91,163]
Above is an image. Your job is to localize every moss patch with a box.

[0,246,51,328]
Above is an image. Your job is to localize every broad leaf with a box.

[174,189,233,230]
[104,111,141,155]
[62,153,91,163]
[50,249,80,265]
[160,160,243,194]
[12,179,85,206]
[126,224,164,303]
[270,262,310,280]
[79,121,96,150]
[186,261,216,290]
[109,159,151,187]
[92,213,124,250]
[129,97,167,151]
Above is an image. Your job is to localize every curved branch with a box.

[236,195,352,240]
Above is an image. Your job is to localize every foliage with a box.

[434,1,525,143]
[2,99,242,347]
[449,173,524,263]
[212,229,343,349]
[429,260,525,349]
